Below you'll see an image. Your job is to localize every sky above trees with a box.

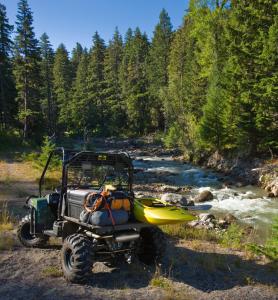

[2,0,188,50]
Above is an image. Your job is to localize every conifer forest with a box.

[0,0,277,158]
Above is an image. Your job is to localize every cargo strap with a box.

[84,192,115,226]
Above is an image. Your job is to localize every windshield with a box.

[67,162,130,190]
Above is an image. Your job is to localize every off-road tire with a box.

[61,233,94,283]
[137,227,166,265]
[17,215,49,248]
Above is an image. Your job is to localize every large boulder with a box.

[161,193,187,206]
[266,178,278,197]
[194,190,214,203]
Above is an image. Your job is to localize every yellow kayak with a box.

[134,198,196,225]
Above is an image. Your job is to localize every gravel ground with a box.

[0,147,277,300]
[0,231,277,300]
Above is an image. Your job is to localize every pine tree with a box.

[254,2,278,152]
[13,0,42,140]
[223,0,277,154]
[199,1,230,151]
[147,9,172,131]
[53,43,72,131]
[71,50,90,135]
[87,32,106,134]
[71,42,83,79]
[0,3,15,129]
[39,33,55,135]
[104,28,124,135]
[166,13,205,156]
[120,28,150,135]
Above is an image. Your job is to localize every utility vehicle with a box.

[17,148,165,283]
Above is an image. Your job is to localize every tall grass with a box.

[161,224,220,242]
[0,202,13,232]
[220,223,245,249]
[249,217,278,261]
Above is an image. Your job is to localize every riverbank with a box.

[0,142,277,299]
[93,137,277,198]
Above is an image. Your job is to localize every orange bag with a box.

[110,198,131,211]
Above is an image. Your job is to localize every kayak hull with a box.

[134,198,196,225]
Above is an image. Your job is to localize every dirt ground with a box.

[0,159,278,300]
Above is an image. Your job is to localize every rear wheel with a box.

[17,215,49,248]
[61,233,94,283]
[137,227,166,265]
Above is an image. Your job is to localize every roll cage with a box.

[39,148,134,219]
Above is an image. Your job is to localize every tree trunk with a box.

[23,73,28,140]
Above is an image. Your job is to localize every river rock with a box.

[188,220,199,227]
[159,185,181,193]
[161,193,187,206]
[266,178,278,197]
[223,213,238,224]
[194,190,214,203]
[199,213,215,222]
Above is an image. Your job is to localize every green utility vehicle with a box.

[17,148,165,283]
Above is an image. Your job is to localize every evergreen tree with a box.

[223,0,277,154]
[87,32,106,134]
[13,0,42,140]
[104,28,124,135]
[53,43,72,131]
[120,28,150,134]
[39,33,54,135]
[166,12,206,157]
[71,50,90,135]
[147,9,172,131]
[199,0,229,151]
[71,42,83,79]
[254,2,278,152]
[0,3,15,129]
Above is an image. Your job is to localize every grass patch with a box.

[150,266,172,289]
[220,223,245,249]
[0,235,15,251]
[0,202,13,232]
[161,224,220,242]
[248,217,278,261]
[195,254,230,273]
[41,266,63,278]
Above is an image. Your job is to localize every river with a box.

[133,155,278,239]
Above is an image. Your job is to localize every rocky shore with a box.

[94,137,277,197]
[205,151,278,197]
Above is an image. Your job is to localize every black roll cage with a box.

[39,147,134,219]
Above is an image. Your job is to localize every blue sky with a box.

[2,0,189,52]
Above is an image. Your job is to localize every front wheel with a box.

[17,215,49,248]
[61,233,94,283]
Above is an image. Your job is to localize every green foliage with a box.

[13,0,43,141]
[161,224,220,242]
[0,0,277,156]
[0,3,16,130]
[249,218,278,261]
[220,224,245,249]
[103,28,125,135]
[120,28,150,135]
[164,123,180,148]
[53,43,72,130]
[147,9,173,131]
[24,136,60,170]
[39,33,55,135]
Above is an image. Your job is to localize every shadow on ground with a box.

[77,240,278,292]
